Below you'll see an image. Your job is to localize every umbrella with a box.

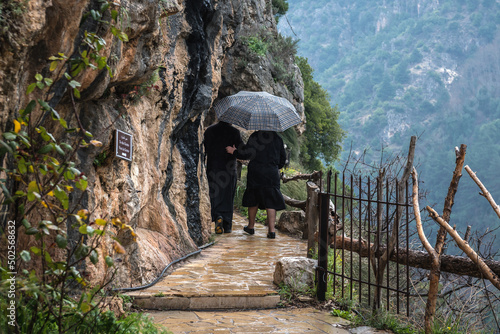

[213,91,301,132]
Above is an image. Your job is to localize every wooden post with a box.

[317,192,330,301]
[306,181,319,258]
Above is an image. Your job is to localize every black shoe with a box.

[223,221,232,233]
[267,232,276,239]
[243,226,255,235]
[215,217,223,234]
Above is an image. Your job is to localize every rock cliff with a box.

[0,0,304,287]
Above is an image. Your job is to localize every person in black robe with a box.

[226,130,286,239]
[203,121,243,233]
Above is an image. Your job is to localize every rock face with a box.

[0,0,304,287]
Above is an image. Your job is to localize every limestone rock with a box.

[276,211,307,239]
[0,0,305,288]
[273,257,317,292]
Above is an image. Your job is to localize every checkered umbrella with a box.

[213,91,301,132]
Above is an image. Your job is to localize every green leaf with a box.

[68,80,81,89]
[21,100,37,117]
[111,10,118,22]
[25,227,39,235]
[27,181,39,193]
[27,181,40,201]
[0,140,13,154]
[71,62,85,77]
[3,132,16,141]
[22,219,31,228]
[30,246,41,255]
[64,169,76,180]
[54,186,69,210]
[44,78,53,86]
[90,9,100,20]
[118,32,129,42]
[105,256,114,267]
[36,82,45,90]
[26,83,37,94]
[17,158,27,174]
[73,88,81,99]
[81,301,91,313]
[20,250,31,262]
[97,56,107,70]
[38,99,51,111]
[76,178,88,191]
[44,251,53,264]
[79,224,88,234]
[38,144,53,154]
[61,143,73,151]
[69,167,81,176]
[89,250,98,264]
[49,61,58,71]
[50,108,61,120]
[84,131,93,138]
[35,73,43,82]
[54,144,65,156]
[100,2,110,12]
[55,234,68,249]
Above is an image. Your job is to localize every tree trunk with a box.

[425,144,466,333]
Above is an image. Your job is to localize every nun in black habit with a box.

[226,130,286,239]
[203,121,243,234]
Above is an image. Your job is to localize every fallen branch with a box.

[282,171,321,184]
[427,206,500,291]
[329,235,500,279]
[282,194,306,211]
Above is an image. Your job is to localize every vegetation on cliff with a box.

[280,0,500,240]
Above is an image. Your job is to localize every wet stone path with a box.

[127,215,391,333]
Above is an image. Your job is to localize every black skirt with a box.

[242,187,286,211]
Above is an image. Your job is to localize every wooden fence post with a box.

[306,181,319,258]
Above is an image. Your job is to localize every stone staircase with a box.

[126,215,307,310]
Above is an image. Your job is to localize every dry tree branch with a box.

[412,168,438,260]
[427,206,500,291]
[281,170,321,184]
[465,165,500,219]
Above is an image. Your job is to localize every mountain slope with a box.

[279,0,500,241]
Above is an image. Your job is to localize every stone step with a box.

[132,293,281,310]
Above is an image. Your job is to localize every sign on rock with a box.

[115,129,133,161]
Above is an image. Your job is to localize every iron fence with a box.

[317,171,412,316]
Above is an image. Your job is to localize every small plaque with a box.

[115,129,133,161]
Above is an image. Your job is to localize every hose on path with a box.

[112,242,215,293]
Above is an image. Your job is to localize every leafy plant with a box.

[244,36,268,57]
[272,0,289,23]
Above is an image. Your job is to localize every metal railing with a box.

[317,171,412,315]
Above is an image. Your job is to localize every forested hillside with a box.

[279,0,500,243]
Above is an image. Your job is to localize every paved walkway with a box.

[127,214,390,333]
